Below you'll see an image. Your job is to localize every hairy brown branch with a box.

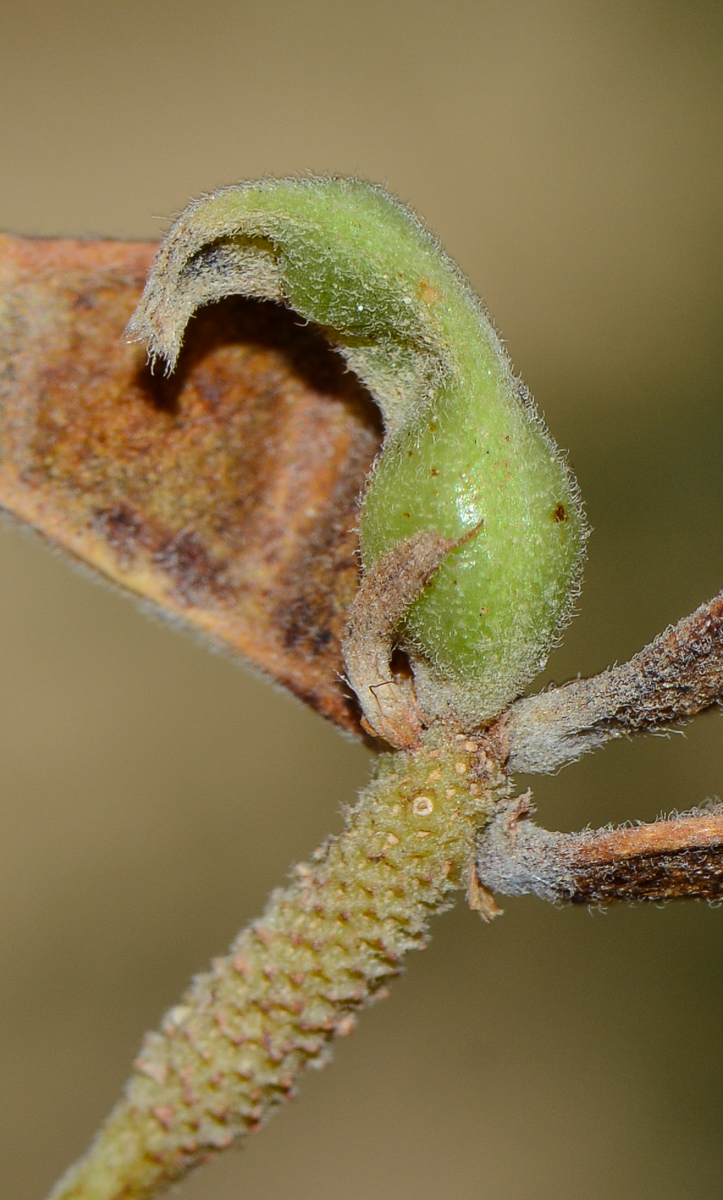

[504,590,723,773]
[476,795,723,904]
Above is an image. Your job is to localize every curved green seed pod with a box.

[128,177,586,725]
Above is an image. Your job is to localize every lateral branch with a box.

[476,796,723,905]
[504,590,723,774]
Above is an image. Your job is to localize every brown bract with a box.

[0,232,382,736]
[342,527,482,749]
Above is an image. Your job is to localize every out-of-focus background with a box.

[1,3,722,1198]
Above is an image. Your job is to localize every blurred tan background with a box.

[1,2,723,1197]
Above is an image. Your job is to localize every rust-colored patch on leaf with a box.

[0,233,382,735]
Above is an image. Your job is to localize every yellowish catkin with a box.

[49,730,508,1200]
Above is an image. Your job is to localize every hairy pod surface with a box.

[128,178,586,725]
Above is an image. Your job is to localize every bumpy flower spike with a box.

[128,177,586,739]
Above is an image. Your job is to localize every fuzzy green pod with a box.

[128,177,585,725]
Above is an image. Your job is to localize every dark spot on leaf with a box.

[553,504,568,522]
[152,530,233,606]
[91,505,144,568]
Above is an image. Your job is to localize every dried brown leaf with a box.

[0,233,383,736]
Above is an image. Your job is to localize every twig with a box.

[503,590,723,773]
[476,795,723,904]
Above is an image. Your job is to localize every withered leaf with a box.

[0,233,382,736]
